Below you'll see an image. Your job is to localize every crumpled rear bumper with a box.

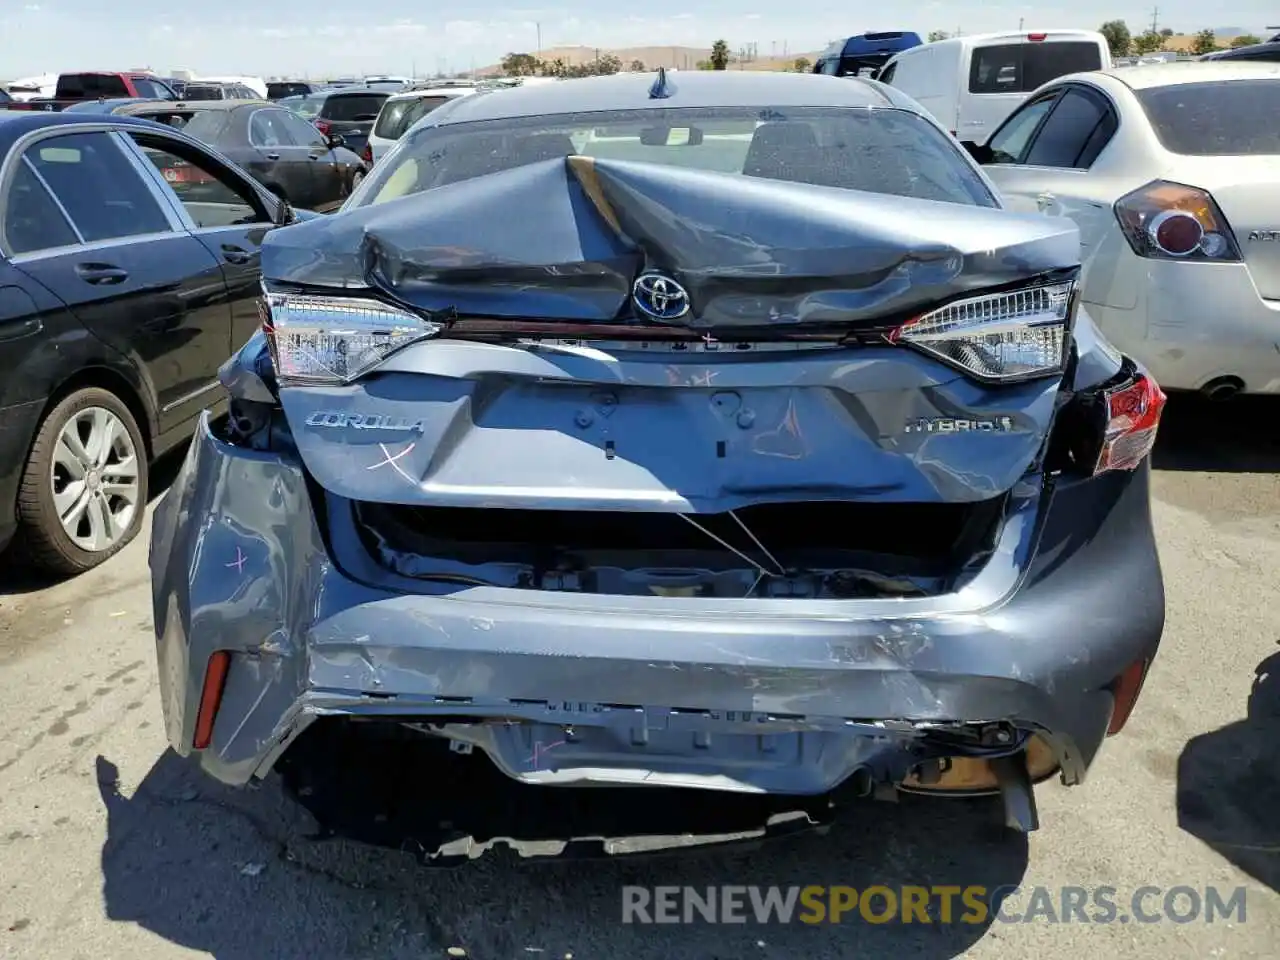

[150,412,1164,794]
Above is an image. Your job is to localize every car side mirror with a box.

[960,140,994,164]
[325,132,346,149]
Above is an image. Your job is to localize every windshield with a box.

[360,106,996,209]
[374,95,454,140]
[1136,81,1280,155]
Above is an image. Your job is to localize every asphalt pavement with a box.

[1,392,1278,960]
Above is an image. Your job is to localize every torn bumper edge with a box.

[149,411,1165,795]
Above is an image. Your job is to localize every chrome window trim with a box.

[115,128,274,233]
[107,130,188,232]
[0,125,184,258]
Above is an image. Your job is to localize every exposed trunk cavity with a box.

[354,497,1007,598]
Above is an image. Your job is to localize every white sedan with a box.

[964,61,1280,397]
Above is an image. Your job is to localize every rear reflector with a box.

[1107,657,1150,735]
[361,142,373,164]
[1094,371,1166,474]
[193,651,231,750]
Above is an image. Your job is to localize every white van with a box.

[877,31,1110,141]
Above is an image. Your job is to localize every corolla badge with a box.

[305,411,428,433]
[633,272,691,321]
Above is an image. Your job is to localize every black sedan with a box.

[0,110,312,574]
[108,99,366,212]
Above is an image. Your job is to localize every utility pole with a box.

[1018,17,1024,30]
[1150,6,1160,33]
[536,22,542,55]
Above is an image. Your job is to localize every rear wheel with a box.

[16,387,148,575]
[351,169,365,190]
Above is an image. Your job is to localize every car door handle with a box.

[308,153,323,160]
[75,263,128,285]
[263,153,280,161]
[220,244,257,265]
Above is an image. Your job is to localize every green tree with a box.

[1191,29,1219,55]
[927,30,950,42]
[1231,33,1262,47]
[696,59,714,70]
[710,39,731,70]
[792,56,811,72]
[1099,20,1132,57]
[1160,27,1174,37]
[630,59,646,72]
[539,58,568,78]
[500,52,541,76]
[1132,30,1166,54]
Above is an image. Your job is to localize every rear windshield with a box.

[130,109,227,141]
[1135,81,1280,155]
[57,73,130,98]
[183,85,225,101]
[268,82,310,99]
[374,96,453,140]
[285,95,321,117]
[323,93,388,121]
[969,42,1103,94]
[360,106,996,209]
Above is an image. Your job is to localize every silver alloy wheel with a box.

[50,406,141,553]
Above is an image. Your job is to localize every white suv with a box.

[365,86,477,163]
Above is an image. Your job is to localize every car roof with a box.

[385,87,476,103]
[1100,60,1280,90]
[115,98,271,114]
[1202,40,1280,59]
[431,70,897,126]
[0,110,206,151]
[309,87,392,98]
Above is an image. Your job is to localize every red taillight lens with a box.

[1094,371,1166,474]
[193,651,231,750]
[1027,32,1047,41]
[1114,180,1240,262]
[313,118,332,135]
[361,142,373,163]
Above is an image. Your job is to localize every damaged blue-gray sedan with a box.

[149,70,1167,847]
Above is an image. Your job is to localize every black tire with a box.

[16,387,149,575]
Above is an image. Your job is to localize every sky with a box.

[1,0,1275,79]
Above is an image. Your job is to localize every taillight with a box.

[1027,32,1047,41]
[889,278,1075,381]
[1114,180,1240,262]
[1095,370,1166,474]
[260,291,444,385]
[313,118,332,135]
[361,142,373,163]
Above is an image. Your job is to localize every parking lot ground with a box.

[1,394,1278,960]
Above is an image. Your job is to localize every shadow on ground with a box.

[96,749,1029,960]
[1153,394,1280,474]
[0,443,188,597]
[1178,647,1280,893]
